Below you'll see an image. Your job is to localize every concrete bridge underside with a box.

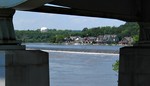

[1,0,150,86]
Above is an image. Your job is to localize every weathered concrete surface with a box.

[119,46,150,86]
[0,9,16,44]
[0,50,49,86]
[0,45,25,50]
[0,51,5,86]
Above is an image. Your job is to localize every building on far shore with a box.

[40,27,48,32]
[96,35,119,44]
[118,37,133,45]
[64,34,120,45]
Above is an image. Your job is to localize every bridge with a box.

[0,0,150,86]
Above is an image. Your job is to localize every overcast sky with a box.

[13,11,125,30]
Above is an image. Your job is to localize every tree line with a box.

[15,22,140,43]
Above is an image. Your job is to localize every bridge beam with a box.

[119,22,150,86]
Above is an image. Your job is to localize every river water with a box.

[48,50,119,86]
[25,43,121,53]
[0,43,121,86]
[32,43,121,86]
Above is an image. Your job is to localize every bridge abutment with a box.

[0,9,50,86]
[0,50,49,86]
[119,46,150,86]
[119,22,150,86]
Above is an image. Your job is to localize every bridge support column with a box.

[0,9,49,86]
[0,8,25,49]
[0,50,49,86]
[119,22,150,86]
[0,8,18,45]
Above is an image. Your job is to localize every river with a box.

[48,50,119,86]
[25,43,121,53]
[0,43,122,86]
[29,43,121,86]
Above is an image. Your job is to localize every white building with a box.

[40,27,48,32]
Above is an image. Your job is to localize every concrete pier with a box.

[0,8,50,86]
[0,50,49,86]
[118,21,150,86]
[119,46,150,86]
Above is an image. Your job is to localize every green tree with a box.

[112,60,119,72]
[82,27,88,32]
[133,35,139,44]
[55,35,65,43]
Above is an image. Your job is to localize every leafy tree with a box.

[55,35,65,43]
[133,35,139,44]
[82,27,88,32]
[112,60,119,72]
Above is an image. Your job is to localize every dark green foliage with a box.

[112,60,119,72]
[15,29,82,43]
[15,22,139,43]
[81,22,139,39]
[133,35,139,44]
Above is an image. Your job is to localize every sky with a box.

[13,11,126,30]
